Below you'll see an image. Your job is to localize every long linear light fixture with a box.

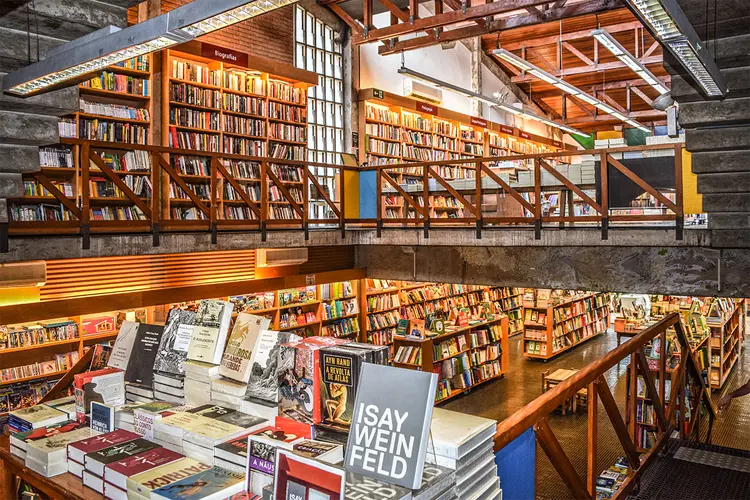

[592,28,669,95]
[622,0,726,97]
[3,0,297,96]
[493,48,650,132]
[397,66,587,137]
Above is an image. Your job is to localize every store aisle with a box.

[443,326,750,500]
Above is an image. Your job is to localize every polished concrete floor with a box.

[443,326,750,500]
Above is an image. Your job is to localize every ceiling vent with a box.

[403,78,443,105]
[256,248,309,267]
[0,261,47,288]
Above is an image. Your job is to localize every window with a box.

[295,5,345,222]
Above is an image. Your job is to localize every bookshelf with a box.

[163,47,311,224]
[523,292,612,359]
[707,298,743,390]
[486,286,524,337]
[392,316,510,404]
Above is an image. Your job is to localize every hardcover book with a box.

[25,426,98,465]
[73,368,125,424]
[104,446,184,490]
[245,330,302,405]
[186,300,235,365]
[220,313,272,383]
[319,345,370,431]
[67,428,139,465]
[84,437,161,477]
[426,408,497,459]
[292,439,343,464]
[90,402,115,433]
[345,363,438,489]
[214,432,252,466]
[273,448,345,500]
[107,320,139,371]
[153,309,197,376]
[151,465,246,500]
[11,421,82,452]
[9,404,68,430]
[127,458,213,498]
[124,323,166,387]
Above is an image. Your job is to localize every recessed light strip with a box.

[492,48,650,132]
[397,66,588,137]
[592,28,668,95]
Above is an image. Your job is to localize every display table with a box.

[542,368,584,414]
[0,435,102,500]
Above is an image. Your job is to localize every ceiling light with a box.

[592,28,670,96]
[398,66,587,137]
[3,0,299,96]
[493,48,649,131]
[622,0,726,97]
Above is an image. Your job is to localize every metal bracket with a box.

[410,14,415,24]
[434,28,440,40]
[377,219,382,238]
[364,26,369,38]
[211,222,218,244]
[304,222,309,241]
[0,223,8,253]
[601,217,609,240]
[461,0,467,13]
[81,224,90,250]
[151,223,160,247]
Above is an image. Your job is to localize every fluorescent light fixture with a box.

[493,48,650,132]
[3,0,299,96]
[622,0,726,97]
[398,66,588,137]
[592,28,669,95]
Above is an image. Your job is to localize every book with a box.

[246,426,303,495]
[84,437,161,477]
[104,446,184,490]
[124,323,165,387]
[319,344,369,431]
[91,401,116,433]
[10,421,82,453]
[153,309,197,376]
[344,471,411,500]
[74,368,126,423]
[9,404,68,430]
[274,448,345,500]
[213,432,252,467]
[292,439,343,464]
[219,313,271,383]
[345,363,438,489]
[134,402,181,439]
[127,457,213,498]
[25,426,98,465]
[151,465,246,500]
[245,330,302,405]
[187,300,234,365]
[108,320,139,371]
[67,428,140,465]
[427,408,497,460]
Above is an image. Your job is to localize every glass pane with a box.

[334,55,342,79]
[308,100,316,124]
[334,39,342,54]
[336,129,344,152]
[317,125,325,151]
[316,20,325,49]
[335,104,343,128]
[316,99,325,124]
[326,77,334,102]
[326,127,334,151]
[306,13,314,45]
[296,7,305,43]
[306,47,315,75]
[295,44,305,69]
[316,49,325,76]
[325,27,334,52]
[334,79,342,103]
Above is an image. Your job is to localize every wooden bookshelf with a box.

[523,292,612,360]
[707,298,743,390]
[392,316,509,404]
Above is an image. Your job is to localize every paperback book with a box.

[124,323,165,387]
[74,368,125,424]
[108,320,139,371]
[84,437,161,477]
[219,313,271,383]
[127,458,213,498]
[151,465,246,500]
[245,330,301,405]
[153,309,197,376]
[187,300,234,365]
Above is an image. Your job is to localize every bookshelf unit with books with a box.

[523,292,612,360]
[707,299,743,390]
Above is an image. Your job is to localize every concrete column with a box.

[469,37,483,118]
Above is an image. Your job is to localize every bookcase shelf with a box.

[707,299,744,390]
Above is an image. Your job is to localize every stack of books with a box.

[184,360,219,406]
[8,397,73,434]
[153,372,186,404]
[126,383,155,404]
[67,429,140,478]
[22,423,97,477]
[427,408,501,499]
[595,456,630,498]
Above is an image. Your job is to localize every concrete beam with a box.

[0,0,128,41]
[0,172,23,197]
[702,193,750,213]
[697,172,750,194]
[0,26,66,73]
[0,110,59,145]
[0,144,41,173]
[709,213,750,230]
[685,126,750,152]
[680,97,750,128]
[0,76,78,116]
[356,244,750,297]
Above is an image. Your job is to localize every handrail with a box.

[493,312,716,499]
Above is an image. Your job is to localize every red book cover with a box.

[67,429,139,464]
[105,447,184,489]
[73,368,124,423]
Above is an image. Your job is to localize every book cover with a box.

[125,323,166,387]
[319,345,368,431]
[11,421,82,452]
[127,458,213,497]
[247,426,302,477]
[292,439,342,463]
[426,408,497,459]
[344,471,411,500]
[220,313,272,383]
[90,402,115,433]
[84,438,161,476]
[73,368,125,424]
[67,428,139,464]
[154,309,197,376]
[134,403,181,439]
[151,465,246,500]
[214,432,252,465]
[274,448,345,500]
[245,331,302,405]
[104,446,184,489]
[108,320,139,371]
[25,426,98,464]
[9,404,68,429]
[345,363,438,489]
[187,300,234,365]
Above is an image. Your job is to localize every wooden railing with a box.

[7,140,686,249]
[493,313,715,500]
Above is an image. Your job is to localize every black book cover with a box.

[86,438,160,467]
[124,323,165,387]
[319,345,367,430]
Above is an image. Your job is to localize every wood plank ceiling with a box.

[484,8,668,132]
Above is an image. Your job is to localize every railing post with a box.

[534,158,541,240]
[587,380,598,496]
[339,165,345,239]
[261,160,268,242]
[423,164,429,239]
[376,165,382,238]
[81,143,91,250]
[600,151,609,240]
[674,144,684,240]
[150,151,160,247]
[303,164,309,241]
[0,221,8,253]
[475,161,482,239]
[210,157,218,245]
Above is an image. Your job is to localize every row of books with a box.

[0,379,63,421]
[268,101,305,122]
[368,138,400,156]
[470,343,501,366]
[1,351,79,383]
[170,108,220,130]
[269,164,302,182]
[1,320,79,350]
[394,345,422,365]
[169,129,221,151]
[321,317,359,338]
[278,286,316,306]
[268,143,304,161]
[172,207,207,220]
[39,146,74,168]
[366,292,400,313]
[224,183,260,202]
[80,119,149,144]
[320,281,355,301]
[367,327,394,346]
[170,181,210,200]
[365,105,400,125]
[473,359,501,383]
[224,70,265,94]
[9,203,72,222]
[269,123,305,142]
[171,59,222,86]
[403,130,434,146]
[321,298,358,320]
[90,206,147,221]
[170,83,221,108]
[469,325,502,348]
[225,137,266,156]
[23,180,73,198]
[268,80,303,104]
[224,116,266,136]
[98,149,151,172]
[365,122,400,140]
[223,94,266,115]
[268,185,302,203]
[115,56,149,73]
[81,72,150,96]
[433,334,468,361]
[367,310,400,330]
[279,308,318,329]
[223,206,257,220]
[79,100,150,121]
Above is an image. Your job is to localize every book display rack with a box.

[706,298,743,390]
[523,292,612,359]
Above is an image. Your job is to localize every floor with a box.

[443,325,750,500]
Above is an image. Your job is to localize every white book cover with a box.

[427,408,497,459]
[184,360,221,378]
[9,405,68,429]
[186,300,234,365]
[219,314,271,383]
[245,330,301,405]
[107,320,139,371]
[25,426,98,465]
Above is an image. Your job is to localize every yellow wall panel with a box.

[682,149,703,214]
[597,131,623,140]
[344,170,360,219]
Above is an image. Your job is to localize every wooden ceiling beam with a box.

[599,92,628,114]
[567,94,595,118]
[498,20,641,51]
[630,86,654,107]
[562,41,593,66]
[327,3,364,37]
[566,109,666,124]
[510,55,662,81]
[377,0,410,24]
[377,0,619,54]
